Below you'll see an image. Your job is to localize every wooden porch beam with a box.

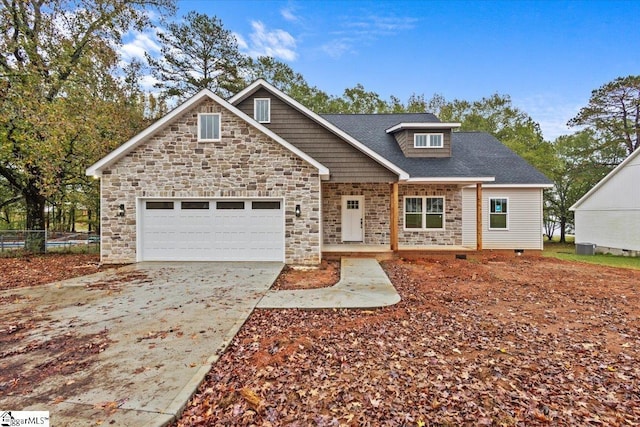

[476,182,483,251]
[390,182,399,251]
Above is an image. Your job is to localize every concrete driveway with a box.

[0,262,282,426]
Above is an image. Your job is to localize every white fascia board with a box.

[385,122,462,134]
[483,183,554,188]
[86,87,330,180]
[230,79,410,180]
[228,79,265,104]
[570,148,640,211]
[405,177,495,184]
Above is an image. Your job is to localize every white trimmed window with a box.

[254,98,271,123]
[489,198,508,229]
[198,113,221,141]
[404,196,444,230]
[414,133,443,148]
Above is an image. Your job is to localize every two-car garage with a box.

[138,199,284,262]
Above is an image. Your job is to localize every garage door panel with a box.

[140,199,283,261]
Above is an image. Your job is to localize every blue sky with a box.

[122,0,640,141]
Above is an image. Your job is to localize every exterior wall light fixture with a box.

[295,204,301,217]
[118,204,125,217]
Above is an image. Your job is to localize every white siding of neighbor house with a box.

[574,153,640,251]
[462,187,544,250]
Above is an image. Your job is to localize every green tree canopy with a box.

[569,75,640,156]
[0,0,175,250]
[147,11,246,100]
[433,94,553,177]
[545,129,623,242]
[244,56,336,112]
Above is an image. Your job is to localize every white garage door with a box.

[139,199,284,261]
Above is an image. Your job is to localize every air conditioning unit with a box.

[575,243,596,256]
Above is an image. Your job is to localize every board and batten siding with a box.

[574,152,640,251]
[235,88,398,183]
[462,187,544,250]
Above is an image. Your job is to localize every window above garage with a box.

[198,113,221,141]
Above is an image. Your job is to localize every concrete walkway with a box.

[257,258,401,309]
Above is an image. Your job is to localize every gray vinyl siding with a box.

[394,129,452,158]
[462,187,544,250]
[235,88,398,182]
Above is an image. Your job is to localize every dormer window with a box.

[198,113,221,141]
[254,98,271,123]
[414,133,443,148]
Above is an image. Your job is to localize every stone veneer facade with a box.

[322,183,464,247]
[322,183,391,245]
[100,99,321,265]
[398,184,463,246]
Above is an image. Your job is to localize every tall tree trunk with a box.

[559,216,567,244]
[24,187,46,253]
[70,206,76,232]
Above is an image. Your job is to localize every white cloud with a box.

[516,94,585,141]
[281,6,298,22]
[245,21,297,61]
[346,15,418,34]
[321,39,353,59]
[322,14,417,59]
[138,74,159,92]
[119,30,161,63]
[234,32,248,50]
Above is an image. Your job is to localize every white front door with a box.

[341,196,364,242]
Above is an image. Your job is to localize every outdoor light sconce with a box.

[118,204,125,217]
[295,204,301,217]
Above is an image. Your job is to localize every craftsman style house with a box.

[87,79,552,265]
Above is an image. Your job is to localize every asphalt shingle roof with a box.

[321,113,552,185]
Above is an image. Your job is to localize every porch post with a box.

[476,182,483,251]
[390,182,399,251]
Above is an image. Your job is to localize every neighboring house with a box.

[570,149,640,256]
[86,79,552,265]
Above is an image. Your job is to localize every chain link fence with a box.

[0,230,99,253]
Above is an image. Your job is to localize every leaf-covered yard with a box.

[176,255,640,426]
[0,254,107,291]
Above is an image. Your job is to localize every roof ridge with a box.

[320,112,437,116]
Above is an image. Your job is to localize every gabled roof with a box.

[229,79,410,180]
[323,114,553,186]
[86,88,330,178]
[570,147,640,211]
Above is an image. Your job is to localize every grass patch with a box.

[543,241,640,270]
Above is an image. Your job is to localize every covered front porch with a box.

[322,243,476,260]
[321,180,489,257]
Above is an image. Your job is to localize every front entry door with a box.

[341,196,364,242]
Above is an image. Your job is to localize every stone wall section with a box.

[398,184,463,246]
[322,183,391,245]
[100,98,321,265]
